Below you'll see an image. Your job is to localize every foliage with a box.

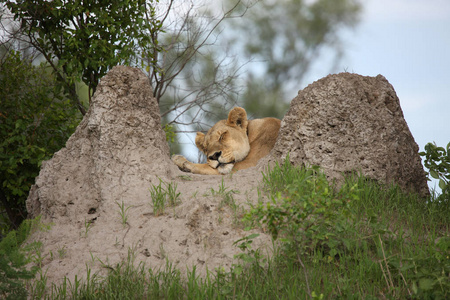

[342,174,449,299]
[407,236,450,298]
[162,124,175,143]
[0,50,81,232]
[420,142,450,201]
[210,179,242,226]
[0,218,39,300]
[232,233,264,268]
[30,252,186,299]
[4,0,162,114]
[246,159,357,297]
[115,201,133,228]
[250,162,356,259]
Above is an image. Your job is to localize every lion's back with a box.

[233,117,281,171]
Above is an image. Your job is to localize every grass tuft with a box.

[150,178,181,216]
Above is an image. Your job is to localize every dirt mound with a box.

[262,73,429,197]
[25,69,428,289]
[27,66,175,222]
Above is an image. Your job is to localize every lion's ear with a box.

[195,132,207,153]
[226,107,248,130]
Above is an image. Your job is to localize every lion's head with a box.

[195,107,250,174]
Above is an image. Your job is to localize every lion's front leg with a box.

[171,155,221,175]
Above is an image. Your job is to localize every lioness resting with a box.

[172,107,281,175]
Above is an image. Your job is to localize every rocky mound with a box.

[25,68,428,289]
[263,73,429,197]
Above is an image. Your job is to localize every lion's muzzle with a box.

[208,151,222,161]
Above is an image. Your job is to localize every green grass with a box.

[115,200,132,228]
[149,178,181,216]
[0,218,41,299]
[3,160,449,299]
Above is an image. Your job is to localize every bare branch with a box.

[142,0,251,125]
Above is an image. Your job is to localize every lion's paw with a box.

[218,163,234,175]
[171,155,191,172]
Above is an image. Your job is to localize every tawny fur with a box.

[172,107,281,175]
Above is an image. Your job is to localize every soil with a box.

[27,167,273,288]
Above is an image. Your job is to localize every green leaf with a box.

[429,170,440,179]
[246,233,260,240]
[439,179,447,190]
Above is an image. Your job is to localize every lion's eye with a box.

[219,132,226,141]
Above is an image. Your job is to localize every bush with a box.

[420,142,450,201]
[247,161,357,264]
[0,50,81,233]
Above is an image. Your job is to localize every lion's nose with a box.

[208,151,222,160]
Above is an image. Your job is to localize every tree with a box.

[226,0,361,119]
[0,50,81,233]
[141,0,361,154]
[3,0,161,115]
[143,1,248,132]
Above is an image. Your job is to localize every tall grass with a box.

[3,160,448,299]
[254,160,449,299]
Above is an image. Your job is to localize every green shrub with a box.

[420,142,450,201]
[163,124,176,143]
[0,50,81,233]
[248,160,357,264]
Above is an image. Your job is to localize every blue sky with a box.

[341,0,449,152]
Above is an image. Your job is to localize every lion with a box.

[171,107,281,175]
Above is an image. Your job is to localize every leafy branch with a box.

[4,0,162,115]
[420,142,450,200]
